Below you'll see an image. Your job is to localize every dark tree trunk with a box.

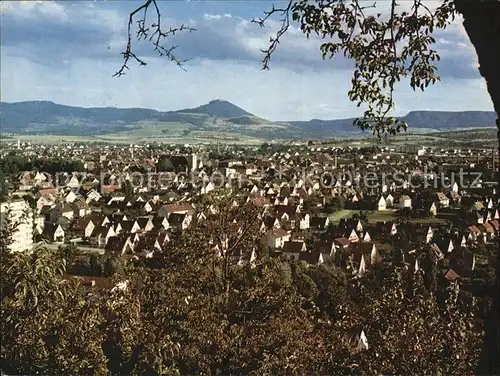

[454,1,500,374]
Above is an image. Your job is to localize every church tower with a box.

[189,153,198,172]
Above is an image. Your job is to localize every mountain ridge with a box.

[0,100,496,139]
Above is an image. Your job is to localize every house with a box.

[347,229,360,243]
[64,190,77,203]
[91,226,116,247]
[154,232,170,251]
[430,243,444,260]
[449,190,461,204]
[481,222,495,238]
[43,223,65,243]
[334,237,350,249]
[310,216,330,232]
[426,227,434,244]
[467,225,481,241]
[36,195,55,214]
[385,194,394,207]
[298,213,310,230]
[377,196,387,211]
[348,242,382,269]
[298,251,324,265]
[429,202,438,217]
[436,192,450,208]
[168,213,192,230]
[71,200,89,218]
[157,203,194,217]
[50,203,74,223]
[282,241,307,260]
[136,217,155,233]
[33,215,45,236]
[34,171,48,185]
[70,218,95,238]
[201,181,216,195]
[267,228,291,249]
[390,223,398,236]
[152,216,170,231]
[86,189,102,203]
[143,200,155,213]
[66,175,81,190]
[115,220,141,234]
[399,195,412,209]
[18,171,34,190]
[443,268,460,282]
[105,236,134,256]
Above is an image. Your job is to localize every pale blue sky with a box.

[0,0,494,121]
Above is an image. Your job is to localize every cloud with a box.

[0,2,349,72]
[432,21,479,79]
[1,1,123,64]
[1,1,479,78]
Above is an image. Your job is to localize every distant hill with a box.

[401,110,497,128]
[0,101,161,135]
[0,100,496,140]
[288,110,498,138]
[175,99,253,118]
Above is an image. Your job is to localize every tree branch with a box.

[114,0,196,77]
[252,1,293,70]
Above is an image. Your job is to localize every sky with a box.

[0,0,495,121]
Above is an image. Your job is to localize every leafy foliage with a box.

[0,193,485,375]
[253,0,457,136]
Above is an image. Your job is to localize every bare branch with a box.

[114,0,196,77]
[252,1,293,70]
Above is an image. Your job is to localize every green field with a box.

[1,133,263,145]
[328,210,361,223]
[2,124,496,147]
[329,209,447,225]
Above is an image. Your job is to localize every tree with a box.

[330,195,346,211]
[0,206,486,374]
[89,254,105,277]
[58,243,80,267]
[103,255,122,277]
[302,263,349,318]
[157,155,175,172]
[0,172,8,200]
[120,180,135,196]
[116,2,499,371]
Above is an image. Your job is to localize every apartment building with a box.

[0,199,34,252]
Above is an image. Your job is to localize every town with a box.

[2,0,500,373]
[1,136,498,374]
[1,138,497,285]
